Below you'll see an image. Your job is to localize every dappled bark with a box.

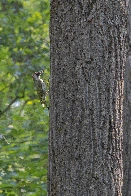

[123,0,131,195]
[49,1,127,195]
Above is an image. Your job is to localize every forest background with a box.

[0,0,50,195]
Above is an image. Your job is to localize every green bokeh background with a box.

[0,0,50,195]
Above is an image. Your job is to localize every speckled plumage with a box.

[32,70,47,105]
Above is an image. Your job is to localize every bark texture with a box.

[123,0,131,195]
[49,1,127,195]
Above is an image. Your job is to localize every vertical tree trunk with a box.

[123,0,131,195]
[49,1,127,195]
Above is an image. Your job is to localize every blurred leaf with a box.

[0,0,49,194]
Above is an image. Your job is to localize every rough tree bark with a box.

[123,0,131,195]
[49,1,127,195]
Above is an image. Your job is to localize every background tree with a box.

[123,0,131,195]
[0,0,49,195]
[49,1,127,195]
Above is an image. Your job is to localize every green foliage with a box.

[0,0,50,195]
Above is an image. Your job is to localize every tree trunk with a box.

[49,1,127,195]
[123,0,131,195]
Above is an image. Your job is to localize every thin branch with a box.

[19,99,30,115]
[0,94,24,117]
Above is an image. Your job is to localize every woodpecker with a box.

[32,70,47,106]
